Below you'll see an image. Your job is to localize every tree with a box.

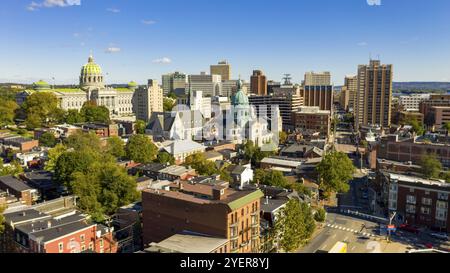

[0,159,23,177]
[39,132,57,147]
[254,169,289,188]
[126,134,158,163]
[54,149,99,187]
[243,140,275,165]
[106,136,126,159]
[163,98,176,112]
[316,151,355,195]
[65,109,85,124]
[444,122,450,136]
[0,100,19,127]
[167,92,177,99]
[314,207,326,222]
[22,92,60,129]
[71,162,139,222]
[0,205,5,235]
[135,120,147,134]
[403,116,425,136]
[184,153,218,176]
[279,131,288,145]
[65,131,101,152]
[274,200,315,252]
[155,151,175,165]
[420,154,442,179]
[80,101,110,124]
[45,144,67,171]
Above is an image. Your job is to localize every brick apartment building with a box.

[291,106,331,138]
[0,176,39,206]
[2,209,117,253]
[0,134,39,152]
[377,134,450,167]
[419,94,450,129]
[379,171,450,232]
[142,179,263,253]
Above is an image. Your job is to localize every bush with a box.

[314,207,326,222]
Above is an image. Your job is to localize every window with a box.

[89,242,94,251]
[422,197,432,206]
[421,207,430,215]
[100,239,104,248]
[406,195,416,204]
[406,204,416,214]
[58,242,64,253]
[438,192,448,201]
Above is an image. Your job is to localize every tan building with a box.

[344,75,358,111]
[292,106,331,138]
[419,95,450,129]
[304,71,331,86]
[355,60,393,130]
[339,87,350,111]
[134,79,163,122]
[142,180,263,253]
[210,60,231,81]
[250,70,267,96]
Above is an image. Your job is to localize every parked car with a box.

[430,233,449,241]
[399,224,420,234]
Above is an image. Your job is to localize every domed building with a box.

[17,54,163,121]
[225,79,281,148]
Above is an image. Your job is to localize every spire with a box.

[88,50,94,63]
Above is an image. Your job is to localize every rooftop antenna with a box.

[282,74,292,85]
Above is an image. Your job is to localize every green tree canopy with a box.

[22,92,61,129]
[0,100,19,127]
[65,109,85,124]
[0,159,24,177]
[420,154,442,179]
[0,205,5,235]
[71,162,139,222]
[39,132,57,147]
[184,153,218,176]
[106,136,126,159]
[316,151,355,194]
[65,131,101,152]
[80,101,110,124]
[45,144,67,171]
[155,151,175,165]
[243,140,276,165]
[126,134,158,163]
[163,98,176,112]
[54,149,99,187]
[314,207,326,222]
[274,200,316,252]
[135,120,147,134]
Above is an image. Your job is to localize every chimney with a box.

[265,196,269,205]
[212,187,225,200]
[22,211,26,216]
[47,221,52,228]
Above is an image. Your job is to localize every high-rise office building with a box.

[344,75,358,112]
[267,81,281,96]
[186,72,222,97]
[355,60,393,130]
[250,70,267,96]
[162,72,187,96]
[304,71,331,86]
[135,79,163,122]
[210,60,231,81]
[301,72,334,112]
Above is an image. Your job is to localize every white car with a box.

[430,233,449,241]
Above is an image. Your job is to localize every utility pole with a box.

[387,212,397,242]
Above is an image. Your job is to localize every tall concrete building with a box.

[186,72,222,97]
[301,71,334,112]
[304,71,331,86]
[210,60,231,81]
[355,60,393,130]
[162,71,187,96]
[344,75,358,112]
[221,80,239,98]
[250,70,267,96]
[135,80,163,122]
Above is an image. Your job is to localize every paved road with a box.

[298,213,409,253]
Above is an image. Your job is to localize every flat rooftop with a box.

[147,234,228,253]
[387,172,450,188]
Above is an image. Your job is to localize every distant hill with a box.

[393,82,450,93]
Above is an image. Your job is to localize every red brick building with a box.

[142,179,263,253]
[380,171,450,232]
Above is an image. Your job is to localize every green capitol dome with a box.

[80,54,104,89]
[32,80,50,91]
[128,81,137,88]
[232,80,249,106]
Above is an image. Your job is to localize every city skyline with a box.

[1,0,450,85]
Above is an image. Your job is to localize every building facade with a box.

[344,75,358,111]
[292,106,331,138]
[162,72,187,96]
[250,70,267,96]
[355,60,393,130]
[210,60,231,81]
[133,79,163,122]
[186,73,222,97]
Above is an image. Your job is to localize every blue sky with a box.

[1,0,450,85]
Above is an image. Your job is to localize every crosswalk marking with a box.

[326,223,378,237]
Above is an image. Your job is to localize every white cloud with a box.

[107,8,120,13]
[357,41,368,46]
[142,20,156,25]
[367,0,381,6]
[152,57,171,64]
[105,47,121,53]
[27,0,81,11]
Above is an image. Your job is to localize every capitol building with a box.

[17,54,163,121]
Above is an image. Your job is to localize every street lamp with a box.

[387,212,397,243]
